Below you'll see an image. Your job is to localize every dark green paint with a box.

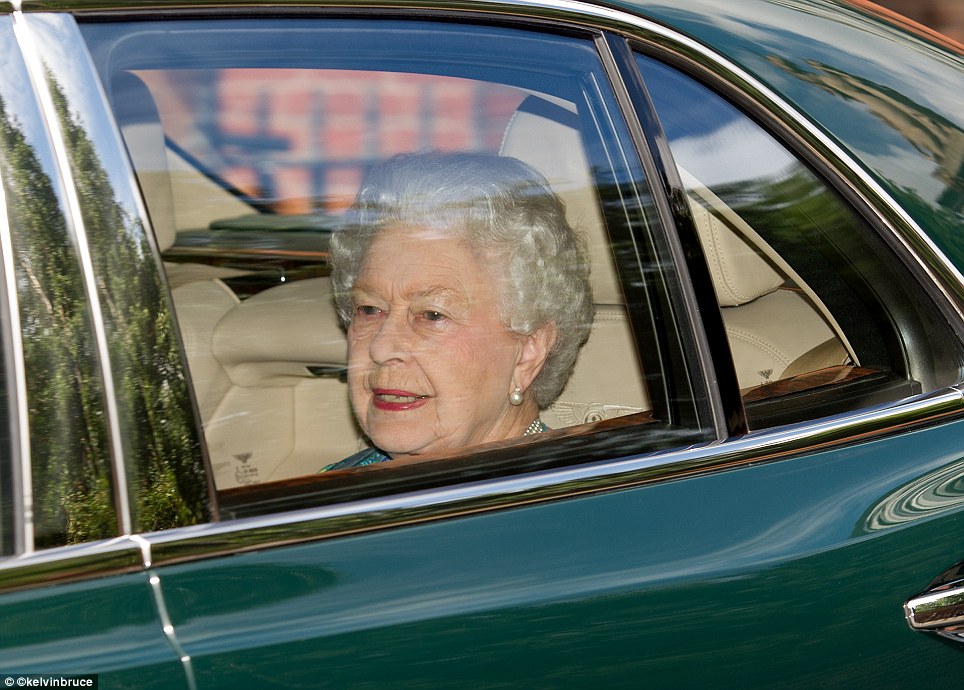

[0,2,961,686]
[610,0,964,269]
[0,570,189,687]
[157,418,964,688]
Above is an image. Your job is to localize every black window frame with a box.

[621,37,964,431]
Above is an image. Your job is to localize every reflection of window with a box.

[85,18,706,502]
[638,53,963,428]
[136,69,526,217]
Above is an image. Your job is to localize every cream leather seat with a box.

[114,73,356,487]
[202,277,359,487]
[499,96,650,428]
[682,173,853,390]
[499,95,852,417]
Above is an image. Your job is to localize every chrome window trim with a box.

[144,388,964,566]
[0,536,144,591]
[12,10,132,535]
[0,386,961,591]
[0,113,32,556]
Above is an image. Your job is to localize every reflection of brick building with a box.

[874,0,964,43]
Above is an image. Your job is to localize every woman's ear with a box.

[514,322,557,391]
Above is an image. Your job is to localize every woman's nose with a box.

[368,310,412,364]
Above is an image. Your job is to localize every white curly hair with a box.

[329,151,593,408]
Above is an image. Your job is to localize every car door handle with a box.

[904,561,964,644]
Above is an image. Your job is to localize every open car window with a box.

[82,18,711,505]
[636,53,964,429]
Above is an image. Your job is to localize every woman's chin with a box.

[367,427,433,459]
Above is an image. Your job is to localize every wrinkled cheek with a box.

[348,379,371,425]
[346,330,367,362]
[345,360,370,427]
[346,332,371,383]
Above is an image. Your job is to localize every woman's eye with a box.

[421,310,446,322]
[356,305,382,317]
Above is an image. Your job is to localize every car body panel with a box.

[0,567,188,687]
[606,0,964,270]
[155,415,964,687]
[0,1,962,686]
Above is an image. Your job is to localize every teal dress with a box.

[320,421,548,471]
[321,447,390,471]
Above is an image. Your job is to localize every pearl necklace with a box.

[523,419,543,436]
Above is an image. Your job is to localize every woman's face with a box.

[346,224,544,460]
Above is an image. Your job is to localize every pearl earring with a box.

[509,387,524,406]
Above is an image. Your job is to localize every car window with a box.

[0,19,119,549]
[82,18,711,502]
[637,53,964,429]
[0,247,12,556]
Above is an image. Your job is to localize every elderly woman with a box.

[323,151,593,469]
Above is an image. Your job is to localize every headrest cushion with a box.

[212,278,347,386]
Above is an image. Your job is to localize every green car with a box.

[0,0,961,687]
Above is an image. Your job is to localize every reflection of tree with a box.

[0,95,114,547]
[0,76,208,547]
[47,75,209,535]
[767,55,964,213]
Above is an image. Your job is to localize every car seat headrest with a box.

[111,72,177,253]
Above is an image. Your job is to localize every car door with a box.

[101,7,963,688]
[3,3,962,689]
[0,9,206,687]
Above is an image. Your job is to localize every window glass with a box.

[637,53,964,428]
[29,14,210,536]
[83,18,708,502]
[0,18,117,548]
[0,242,12,556]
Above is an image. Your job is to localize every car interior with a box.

[90,19,956,500]
[115,69,878,490]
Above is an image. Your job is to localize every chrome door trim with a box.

[138,547,199,690]
[12,10,132,535]
[0,114,31,556]
[0,536,144,591]
[143,388,964,568]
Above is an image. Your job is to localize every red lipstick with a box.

[371,388,430,411]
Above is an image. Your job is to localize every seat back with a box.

[683,174,851,389]
[114,74,356,486]
[203,278,359,487]
[499,96,650,427]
